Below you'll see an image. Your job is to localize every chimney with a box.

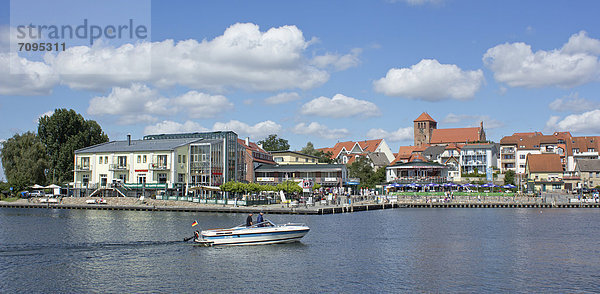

[127,134,131,146]
[245,137,250,146]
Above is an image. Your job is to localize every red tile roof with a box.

[238,138,275,164]
[430,127,481,144]
[398,146,417,155]
[566,136,600,156]
[357,139,383,153]
[414,112,436,122]
[320,139,384,159]
[526,154,563,173]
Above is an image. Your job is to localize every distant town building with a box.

[271,151,319,165]
[238,137,276,183]
[574,159,600,189]
[459,143,498,175]
[499,132,599,174]
[525,153,564,193]
[413,112,486,146]
[317,139,395,165]
[254,163,348,188]
[386,159,448,184]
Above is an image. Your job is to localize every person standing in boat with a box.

[246,213,253,227]
[256,212,264,226]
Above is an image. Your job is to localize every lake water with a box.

[1,207,599,293]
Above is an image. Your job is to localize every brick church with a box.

[413,112,486,146]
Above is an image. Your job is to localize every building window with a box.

[158,155,167,167]
[105,156,108,163]
[137,155,141,163]
[158,173,167,184]
[82,174,89,186]
[182,155,186,163]
[117,156,127,167]
[589,148,595,152]
[178,173,185,183]
[137,174,146,184]
[99,156,103,164]
[295,157,299,162]
[573,148,579,153]
[305,158,309,162]
[274,157,283,162]
[520,154,526,159]
[178,155,181,163]
[81,157,90,168]
[143,155,147,163]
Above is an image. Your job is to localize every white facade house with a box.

[459,144,498,174]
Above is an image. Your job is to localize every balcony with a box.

[75,164,90,171]
[190,162,209,169]
[501,148,515,154]
[150,163,169,170]
[109,164,128,171]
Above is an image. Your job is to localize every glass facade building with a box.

[145,131,244,183]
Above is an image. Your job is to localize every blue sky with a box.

[1,0,600,180]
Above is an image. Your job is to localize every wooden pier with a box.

[1,201,600,215]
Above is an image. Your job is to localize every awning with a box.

[189,186,221,191]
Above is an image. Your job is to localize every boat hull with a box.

[194,226,309,246]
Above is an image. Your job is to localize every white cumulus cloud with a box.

[545,109,600,133]
[172,91,233,118]
[292,122,350,140]
[373,59,484,101]
[548,92,600,113]
[300,93,380,118]
[144,120,208,135]
[264,92,301,104]
[2,23,361,95]
[43,23,334,92]
[311,48,362,71]
[483,30,600,88]
[212,120,282,140]
[87,83,174,124]
[366,127,413,142]
[0,53,58,95]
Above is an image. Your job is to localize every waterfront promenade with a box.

[1,193,599,214]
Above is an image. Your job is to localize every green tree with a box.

[276,180,302,194]
[504,169,515,185]
[300,142,316,155]
[368,166,387,187]
[257,134,290,152]
[348,157,373,187]
[314,150,335,164]
[38,109,108,184]
[1,132,49,191]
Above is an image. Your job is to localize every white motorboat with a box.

[193,219,309,246]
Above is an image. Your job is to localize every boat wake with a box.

[0,240,181,256]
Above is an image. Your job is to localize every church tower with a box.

[413,112,437,146]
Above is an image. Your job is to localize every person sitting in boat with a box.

[246,213,253,227]
[256,212,264,226]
